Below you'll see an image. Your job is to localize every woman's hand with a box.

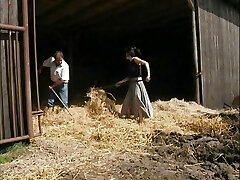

[115,81,122,87]
[145,76,151,82]
[115,77,129,87]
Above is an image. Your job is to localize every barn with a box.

[0,0,239,144]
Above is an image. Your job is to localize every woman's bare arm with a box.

[115,77,130,87]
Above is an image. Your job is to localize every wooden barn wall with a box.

[196,0,239,109]
[0,0,26,141]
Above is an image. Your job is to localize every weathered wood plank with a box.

[0,38,3,140]
[9,0,18,26]
[0,0,8,24]
[197,0,239,109]
[14,32,24,136]
[192,8,201,103]
[8,32,18,137]
[0,39,11,139]
[0,1,4,139]
[0,0,11,139]
[9,0,19,137]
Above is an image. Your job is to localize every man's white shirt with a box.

[42,57,69,83]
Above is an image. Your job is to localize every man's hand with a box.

[49,79,64,90]
[38,66,44,74]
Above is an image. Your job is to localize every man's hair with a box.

[53,51,64,59]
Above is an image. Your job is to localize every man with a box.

[38,51,69,108]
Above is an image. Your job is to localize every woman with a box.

[116,47,153,123]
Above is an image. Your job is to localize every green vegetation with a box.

[0,142,29,164]
[0,155,12,164]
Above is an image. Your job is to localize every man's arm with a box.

[49,79,65,89]
[38,65,45,74]
[38,57,54,73]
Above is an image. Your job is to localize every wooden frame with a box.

[187,0,195,10]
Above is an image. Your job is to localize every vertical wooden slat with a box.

[0,87,3,140]
[0,0,11,140]
[33,0,41,111]
[0,38,3,139]
[13,32,19,133]
[33,0,43,136]
[22,0,34,138]
[0,0,4,139]
[1,39,11,139]
[194,0,205,105]
[8,30,18,137]
[9,0,20,137]
[191,1,202,104]
[15,32,24,136]
[192,8,200,104]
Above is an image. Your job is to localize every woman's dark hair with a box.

[125,47,142,58]
[53,51,64,59]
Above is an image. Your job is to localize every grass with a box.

[0,155,12,164]
[0,141,29,164]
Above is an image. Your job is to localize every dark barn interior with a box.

[30,0,195,107]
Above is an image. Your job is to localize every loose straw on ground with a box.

[0,87,236,179]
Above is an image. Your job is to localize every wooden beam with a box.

[72,1,189,33]
[37,0,103,26]
[36,0,69,17]
[0,24,25,31]
[36,0,190,31]
[49,0,146,28]
[81,13,190,33]
[72,0,147,28]
[78,0,169,29]
[187,0,195,10]
[0,135,29,145]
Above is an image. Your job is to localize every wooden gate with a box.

[0,0,33,144]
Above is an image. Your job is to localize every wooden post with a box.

[191,2,200,104]
[22,0,33,138]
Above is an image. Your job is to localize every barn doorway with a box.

[30,0,196,106]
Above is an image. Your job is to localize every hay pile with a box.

[0,88,238,179]
[85,87,118,119]
[153,98,236,135]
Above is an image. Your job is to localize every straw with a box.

[0,88,237,179]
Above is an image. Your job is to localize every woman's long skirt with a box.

[121,77,153,118]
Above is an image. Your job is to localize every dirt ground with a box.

[0,91,239,180]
